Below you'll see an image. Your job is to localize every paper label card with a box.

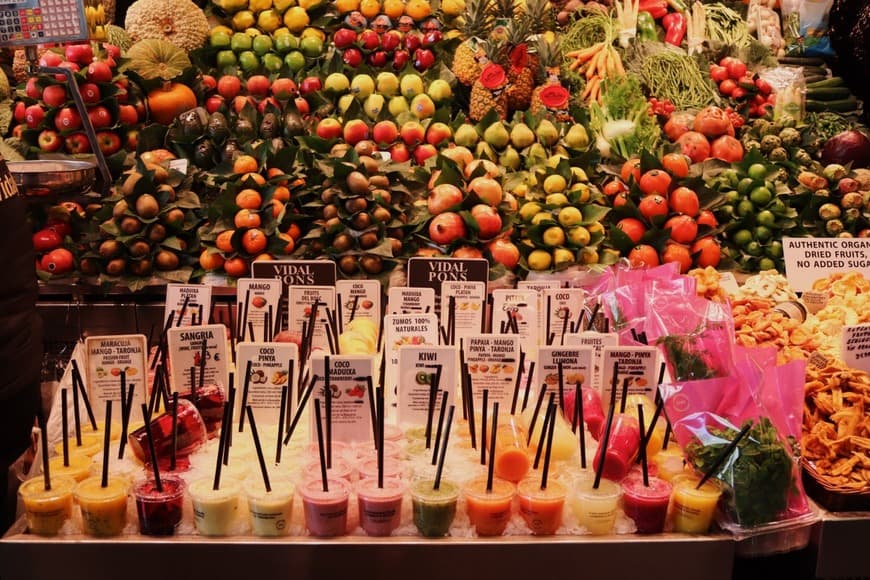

[463,334,521,416]
[802,290,829,314]
[164,284,212,327]
[564,332,619,392]
[84,334,148,421]
[842,324,870,373]
[287,286,337,356]
[490,289,539,355]
[536,346,595,396]
[166,324,230,393]
[396,345,459,426]
[407,257,489,316]
[388,286,436,315]
[601,346,659,409]
[336,279,382,330]
[237,278,284,343]
[718,271,739,294]
[384,314,440,412]
[783,237,870,292]
[440,281,486,342]
[235,342,298,425]
[542,288,586,346]
[309,354,376,444]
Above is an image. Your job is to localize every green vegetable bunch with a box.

[686,417,795,528]
[588,76,661,160]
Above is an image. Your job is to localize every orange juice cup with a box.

[652,448,687,482]
[464,477,515,537]
[74,476,129,537]
[48,454,93,482]
[517,478,566,535]
[494,420,531,483]
[19,475,77,536]
[671,474,722,534]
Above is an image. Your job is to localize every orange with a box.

[241,172,266,187]
[628,244,660,268]
[405,0,431,20]
[638,170,672,197]
[360,0,380,18]
[612,192,630,209]
[272,185,291,202]
[235,189,263,210]
[199,250,226,271]
[267,168,288,185]
[235,209,262,229]
[620,158,641,183]
[616,218,646,244]
[252,253,274,262]
[233,155,258,175]
[669,187,700,217]
[216,230,236,252]
[278,232,296,254]
[697,210,718,228]
[661,153,690,179]
[284,222,302,240]
[638,194,669,220]
[664,215,698,244]
[691,237,721,268]
[383,0,404,18]
[223,256,250,277]
[662,243,692,274]
[271,199,285,218]
[241,228,269,254]
[603,179,628,196]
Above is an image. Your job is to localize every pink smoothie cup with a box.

[621,475,673,534]
[299,477,350,537]
[356,477,406,537]
[592,414,640,481]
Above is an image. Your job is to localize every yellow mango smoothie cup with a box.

[671,474,722,534]
[48,453,93,482]
[74,476,129,537]
[19,475,77,536]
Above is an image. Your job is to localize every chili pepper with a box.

[636,11,658,41]
[638,0,668,19]
[663,11,687,46]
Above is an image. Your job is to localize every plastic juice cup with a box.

[571,478,622,535]
[306,440,354,463]
[74,476,129,537]
[84,420,122,441]
[133,475,185,536]
[358,457,403,481]
[303,457,354,483]
[517,478,566,536]
[188,477,241,536]
[577,388,605,441]
[18,475,76,536]
[382,424,404,443]
[49,453,93,482]
[299,477,350,537]
[671,475,722,534]
[411,479,458,537]
[652,448,687,482]
[54,432,103,458]
[621,475,672,534]
[464,477,515,537]
[494,420,531,483]
[591,414,640,481]
[356,440,402,463]
[128,399,207,464]
[356,477,405,537]
[246,479,295,537]
[404,426,427,441]
[180,383,226,437]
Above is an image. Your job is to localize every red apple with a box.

[392,50,410,70]
[96,131,121,155]
[11,125,23,139]
[205,95,225,115]
[87,106,113,129]
[247,75,271,97]
[487,238,520,269]
[368,51,389,67]
[201,74,217,92]
[64,43,93,65]
[37,129,63,152]
[414,143,437,165]
[414,48,436,71]
[429,211,467,245]
[79,82,100,104]
[125,130,139,151]
[64,132,91,154]
[470,204,502,239]
[42,85,67,107]
[400,120,425,146]
[133,99,146,120]
[13,101,26,123]
[257,96,279,114]
[232,95,254,114]
[38,52,63,68]
[359,29,380,50]
[32,228,63,252]
[26,78,42,100]
[294,97,310,115]
[388,142,411,162]
[316,117,344,140]
[54,61,79,82]
[86,60,113,83]
[103,43,121,60]
[422,30,442,47]
[425,122,452,146]
[217,75,242,100]
[40,248,75,274]
[333,28,357,49]
[343,119,369,145]
[46,218,72,237]
[404,32,422,52]
[372,120,398,146]
[427,183,463,215]
[271,78,297,100]
[381,30,401,51]
[25,104,46,129]
[299,76,322,95]
[452,245,483,259]
[342,47,364,68]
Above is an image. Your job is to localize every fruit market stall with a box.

[4,0,870,575]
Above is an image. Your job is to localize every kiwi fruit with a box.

[354,140,375,157]
[345,197,369,214]
[332,232,354,252]
[372,206,392,223]
[135,194,160,219]
[112,199,129,219]
[372,189,391,205]
[359,155,379,175]
[322,204,339,220]
[128,258,153,276]
[359,231,379,249]
[154,250,180,270]
[147,223,167,243]
[128,239,151,258]
[369,174,389,188]
[351,212,372,230]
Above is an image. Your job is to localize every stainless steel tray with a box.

[8,159,96,197]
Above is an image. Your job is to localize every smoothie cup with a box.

[54,432,103,458]
[464,476,515,537]
[18,475,76,536]
[299,477,350,537]
[356,477,406,537]
[571,478,622,535]
[517,478,566,536]
[84,420,122,441]
[179,382,226,437]
[358,457,403,481]
[652,448,687,482]
[621,475,672,534]
[128,399,207,464]
[411,479,458,537]
[246,479,295,537]
[49,453,93,482]
[671,474,722,534]
[188,477,241,536]
[356,440,402,463]
[74,476,129,537]
[133,475,185,536]
[591,414,640,481]
[494,420,531,483]
[303,457,354,483]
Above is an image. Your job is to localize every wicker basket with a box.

[802,459,870,512]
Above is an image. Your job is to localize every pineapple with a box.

[452,0,493,86]
[504,19,535,112]
[469,41,509,121]
[530,37,568,117]
[522,0,555,36]
[491,0,520,41]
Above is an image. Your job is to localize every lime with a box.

[252,35,274,56]
[719,204,734,218]
[737,177,756,196]
[724,190,740,204]
[766,241,783,258]
[262,53,283,73]
[274,33,297,53]
[754,225,772,242]
[238,50,261,73]
[722,169,740,188]
[299,35,323,58]
[768,198,787,215]
[231,32,253,52]
[210,31,231,48]
[733,229,753,247]
[216,50,238,69]
[749,186,772,207]
[284,50,306,72]
[736,199,754,217]
[756,210,776,228]
[747,163,767,181]
[758,257,776,271]
[745,241,762,256]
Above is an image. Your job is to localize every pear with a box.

[454,124,479,147]
[376,72,400,96]
[350,74,375,99]
[564,124,589,149]
[427,79,453,104]
[536,119,559,147]
[499,145,521,170]
[400,74,424,98]
[483,122,509,150]
[364,93,385,120]
[510,122,535,149]
[475,141,496,161]
[525,143,548,169]
[338,94,355,115]
[388,96,409,116]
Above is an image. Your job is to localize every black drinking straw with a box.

[433,405,455,491]
[73,359,98,429]
[572,384,580,433]
[662,422,672,451]
[576,385,587,469]
[425,366,442,450]
[349,295,360,322]
[480,389,489,466]
[533,394,555,470]
[198,339,208,393]
[696,424,752,489]
[283,374,319,446]
[147,363,161,417]
[224,378,236,466]
[324,355,332,469]
[560,305,569,345]
[170,393,178,472]
[522,361,536,412]
[141,404,162,492]
[152,312,175,370]
[61,389,69,466]
[239,360,252,433]
[527,384,548,445]
[593,374,619,490]
[119,385,134,460]
[448,295,456,346]
[541,401,557,490]
[71,364,82,446]
[189,366,197,405]
[101,400,112,487]
[485,402,498,493]
[39,413,51,491]
[431,391,448,466]
[377,386,385,489]
[459,347,468,421]
[557,362,565,415]
[119,371,127,433]
[314,399,329,492]
[619,377,630,414]
[176,296,191,327]
[198,304,204,327]
[645,399,665,454]
[276,385,288,464]
[336,294,344,335]
[246,406,272,493]
[213,401,230,490]
[546,295,552,345]
[240,289,251,341]
[365,376,378,449]
[586,303,600,331]
[638,404,649,487]
[510,350,526,415]
[465,368,477,450]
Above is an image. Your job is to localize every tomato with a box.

[710,135,744,163]
[676,131,711,164]
[603,179,628,196]
[638,170,672,196]
[661,153,690,178]
[616,218,647,244]
[755,78,772,95]
[638,194,669,220]
[628,244,660,268]
[664,215,698,244]
[39,248,75,274]
[620,158,642,183]
[731,87,747,100]
[697,210,718,228]
[719,56,738,68]
[669,186,700,217]
[719,79,737,96]
[46,219,72,237]
[693,106,731,138]
[709,65,729,83]
[663,111,695,142]
[32,228,63,252]
[725,59,747,80]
